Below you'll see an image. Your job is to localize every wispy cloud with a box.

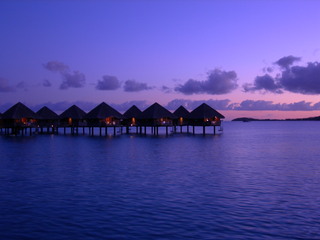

[43,79,52,87]
[2,99,320,115]
[161,85,172,93]
[165,99,232,110]
[16,81,28,91]
[33,101,97,113]
[110,100,149,112]
[175,69,238,95]
[0,77,15,92]
[233,100,320,111]
[43,61,69,73]
[274,55,301,69]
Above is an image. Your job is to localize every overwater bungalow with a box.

[139,102,177,135]
[140,102,176,126]
[86,102,123,126]
[59,104,86,133]
[173,106,190,126]
[123,105,142,126]
[189,103,224,134]
[173,105,191,133]
[85,102,123,136]
[122,105,142,134]
[1,102,38,135]
[36,106,59,133]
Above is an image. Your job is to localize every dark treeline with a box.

[232,116,320,122]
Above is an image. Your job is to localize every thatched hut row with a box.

[0,102,224,135]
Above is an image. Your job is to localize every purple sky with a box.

[1,0,320,120]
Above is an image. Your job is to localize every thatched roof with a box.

[123,105,142,119]
[59,105,86,119]
[173,106,190,118]
[36,106,59,120]
[85,102,123,119]
[2,102,38,119]
[189,103,225,119]
[140,102,177,119]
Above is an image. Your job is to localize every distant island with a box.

[232,116,320,122]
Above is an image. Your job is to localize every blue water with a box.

[1,121,320,239]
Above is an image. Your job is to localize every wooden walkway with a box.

[0,124,222,137]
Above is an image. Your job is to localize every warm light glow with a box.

[68,118,72,125]
[179,117,183,125]
[106,117,112,125]
[132,117,136,125]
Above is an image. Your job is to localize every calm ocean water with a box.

[1,121,320,239]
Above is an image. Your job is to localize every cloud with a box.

[123,80,152,92]
[234,100,281,110]
[263,67,274,73]
[161,85,172,93]
[44,61,85,90]
[33,101,97,113]
[275,55,301,69]
[60,71,86,90]
[110,100,149,112]
[16,81,28,90]
[282,101,315,111]
[175,69,238,95]
[244,56,320,95]
[2,99,320,116]
[43,61,69,73]
[32,100,149,113]
[165,99,232,111]
[233,100,319,111]
[0,78,15,92]
[96,75,121,90]
[43,79,52,87]
[279,62,320,94]
[243,74,283,93]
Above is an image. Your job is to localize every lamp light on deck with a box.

[105,117,111,125]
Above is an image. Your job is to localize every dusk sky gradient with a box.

[1,0,320,120]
